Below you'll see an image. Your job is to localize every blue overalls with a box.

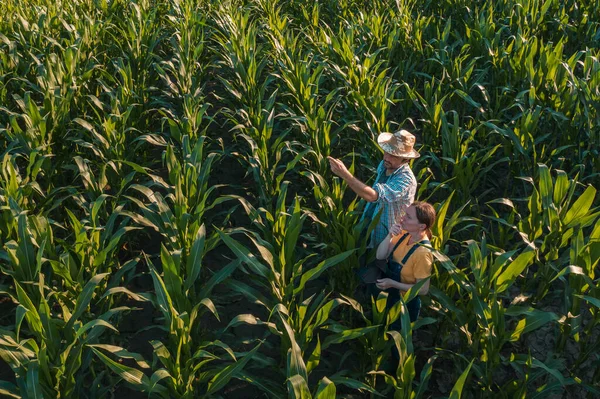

[383,233,430,330]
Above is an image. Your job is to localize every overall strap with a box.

[400,239,431,265]
[388,233,410,261]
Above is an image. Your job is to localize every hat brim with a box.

[377,132,421,158]
[378,142,421,159]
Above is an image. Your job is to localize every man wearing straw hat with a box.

[328,130,419,248]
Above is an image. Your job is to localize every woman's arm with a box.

[375,277,430,295]
[376,224,403,260]
[376,233,394,260]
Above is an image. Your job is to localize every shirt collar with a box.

[380,161,410,176]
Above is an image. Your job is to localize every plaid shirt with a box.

[360,161,417,248]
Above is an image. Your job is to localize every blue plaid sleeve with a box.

[373,169,415,203]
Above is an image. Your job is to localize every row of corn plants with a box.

[1,0,599,397]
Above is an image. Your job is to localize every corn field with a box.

[0,0,599,397]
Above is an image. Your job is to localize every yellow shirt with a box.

[389,233,433,284]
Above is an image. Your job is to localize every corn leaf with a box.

[314,377,336,399]
[185,224,206,292]
[217,230,270,278]
[0,381,19,399]
[206,342,261,395]
[510,310,558,341]
[293,249,354,295]
[495,251,535,293]
[65,273,109,330]
[322,325,380,349]
[91,347,150,387]
[449,359,474,399]
[287,374,312,399]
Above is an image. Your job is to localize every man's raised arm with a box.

[327,156,379,202]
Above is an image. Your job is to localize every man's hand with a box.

[327,156,378,202]
[389,223,403,236]
[375,278,396,290]
[327,156,352,180]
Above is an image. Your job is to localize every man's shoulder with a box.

[390,164,416,181]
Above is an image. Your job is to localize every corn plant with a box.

[0,212,134,398]
[217,184,374,392]
[213,4,309,207]
[0,153,49,220]
[429,191,478,253]
[371,293,437,399]
[0,276,130,399]
[154,0,213,143]
[302,168,378,296]
[260,4,340,176]
[93,240,254,398]
[548,216,600,355]
[327,282,433,395]
[1,92,53,157]
[514,164,599,301]
[244,301,344,398]
[220,183,354,314]
[319,22,399,139]
[0,8,107,204]
[108,0,162,107]
[124,135,222,254]
[411,94,509,201]
[429,239,573,394]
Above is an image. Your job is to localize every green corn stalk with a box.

[0,153,49,223]
[224,284,372,397]
[245,302,344,399]
[213,4,309,207]
[220,182,355,313]
[302,167,378,296]
[213,5,269,122]
[274,300,380,398]
[428,237,564,393]
[483,197,521,250]
[52,203,137,292]
[233,90,310,209]
[322,23,399,139]
[0,213,132,398]
[155,0,212,143]
[108,0,162,106]
[430,191,478,254]
[566,217,600,371]
[124,135,223,254]
[1,92,51,156]
[0,5,103,179]
[217,184,373,394]
[515,164,599,302]
[95,200,247,398]
[367,282,436,398]
[403,78,448,152]
[427,140,510,203]
[316,288,420,392]
[548,217,600,354]
[268,29,339,176]
[505,351,583,397]
[105,243,251,399]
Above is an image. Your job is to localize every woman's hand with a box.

[389,223,403,236]
[375,278,397,290]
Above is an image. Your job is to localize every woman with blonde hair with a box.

[374,201,436,327]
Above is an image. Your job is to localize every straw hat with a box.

[377,130,420,159]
